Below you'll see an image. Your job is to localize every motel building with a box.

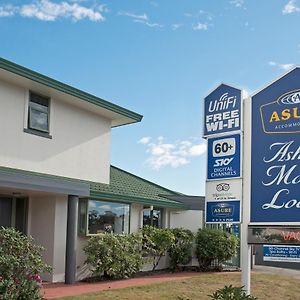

[0,58,204,284]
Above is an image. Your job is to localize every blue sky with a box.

[0,0,299,195]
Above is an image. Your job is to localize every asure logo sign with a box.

[206,200,241,223]
[260,89,300,134]
[204,84,242,137]
[211,202,234,217]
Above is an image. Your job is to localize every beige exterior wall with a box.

[169,210,203,233]
[28,194,68,282]
[0,79,111,183]
[27,198,198,282]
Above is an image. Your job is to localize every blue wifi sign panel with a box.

[204,84,242,137]
[207,134,241,180]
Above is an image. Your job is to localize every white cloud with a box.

[118,11,148,21]
[268,61,295,71]
[283,0,300,14]
[172,23,183,30]
[230,0,245,8]
[139,136,207,170]
[0,5,15,17]
[118,10,163,28]
[138,137,152,144]
[118,11,163,28]
[21,0,104,21]
[189,144,207,156]
[133,19,163,28]
[0,0,105,21]
[193,22,208,31]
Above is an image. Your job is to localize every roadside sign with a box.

[206,179,242,201]
[207,134,241,180]
[248,227,300,245]
[205,200,241,224]
[203,84,242,137]
[263,245,300,263]
[251,67,300,224]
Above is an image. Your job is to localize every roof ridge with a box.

[110,165,182,196]
[0,57,143,125]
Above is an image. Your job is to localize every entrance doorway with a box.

[0,196,28,234]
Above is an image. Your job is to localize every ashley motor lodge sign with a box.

[251,68,300,225]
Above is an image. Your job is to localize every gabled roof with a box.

[0,57,143,127]
[0,165,188,209]
[90,166,189,209]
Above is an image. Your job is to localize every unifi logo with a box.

[208,93,237,113]
[260,89,300,134]
[216,183,230,192]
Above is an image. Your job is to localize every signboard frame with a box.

[205,199,241,224]
[206,179,243,201]
[249,66,300,226]
[263,245,300,263]
[203,83,243,138]
[206,133,242,181]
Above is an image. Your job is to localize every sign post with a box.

[241,95,251,294]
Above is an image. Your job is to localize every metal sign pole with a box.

[241,94,251,294]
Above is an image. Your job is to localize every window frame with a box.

[78,198,131,236]
[143,206,163,228]
[24,91,52,139]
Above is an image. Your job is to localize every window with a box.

[143,206,163,228]
[0,197,28,234]
[28,92,50,133]
[78,199,130,235]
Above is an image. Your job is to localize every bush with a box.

[209,285,257,300]
[0,227,51,300]
[142,226,175,271]
[84,233,143,280]
[168,228,194,272]
[195,228,237,271]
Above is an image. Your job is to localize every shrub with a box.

[84,233,143,280]
[209,285,257,300]
[195,228,237,271]
[168,228,194,272]
[0,227,51,300]
[142,226,175,271]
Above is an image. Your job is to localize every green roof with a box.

[0,166,188,209]
[90,166,188,209]
[0,57,143,127]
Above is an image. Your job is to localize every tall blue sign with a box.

[251,67,300,224]
[204,84,242,137]
[207,134,241,180]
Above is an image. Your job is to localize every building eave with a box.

[0,57,143,127]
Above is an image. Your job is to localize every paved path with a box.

[253,265,300,279]
[42,272,202,299]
